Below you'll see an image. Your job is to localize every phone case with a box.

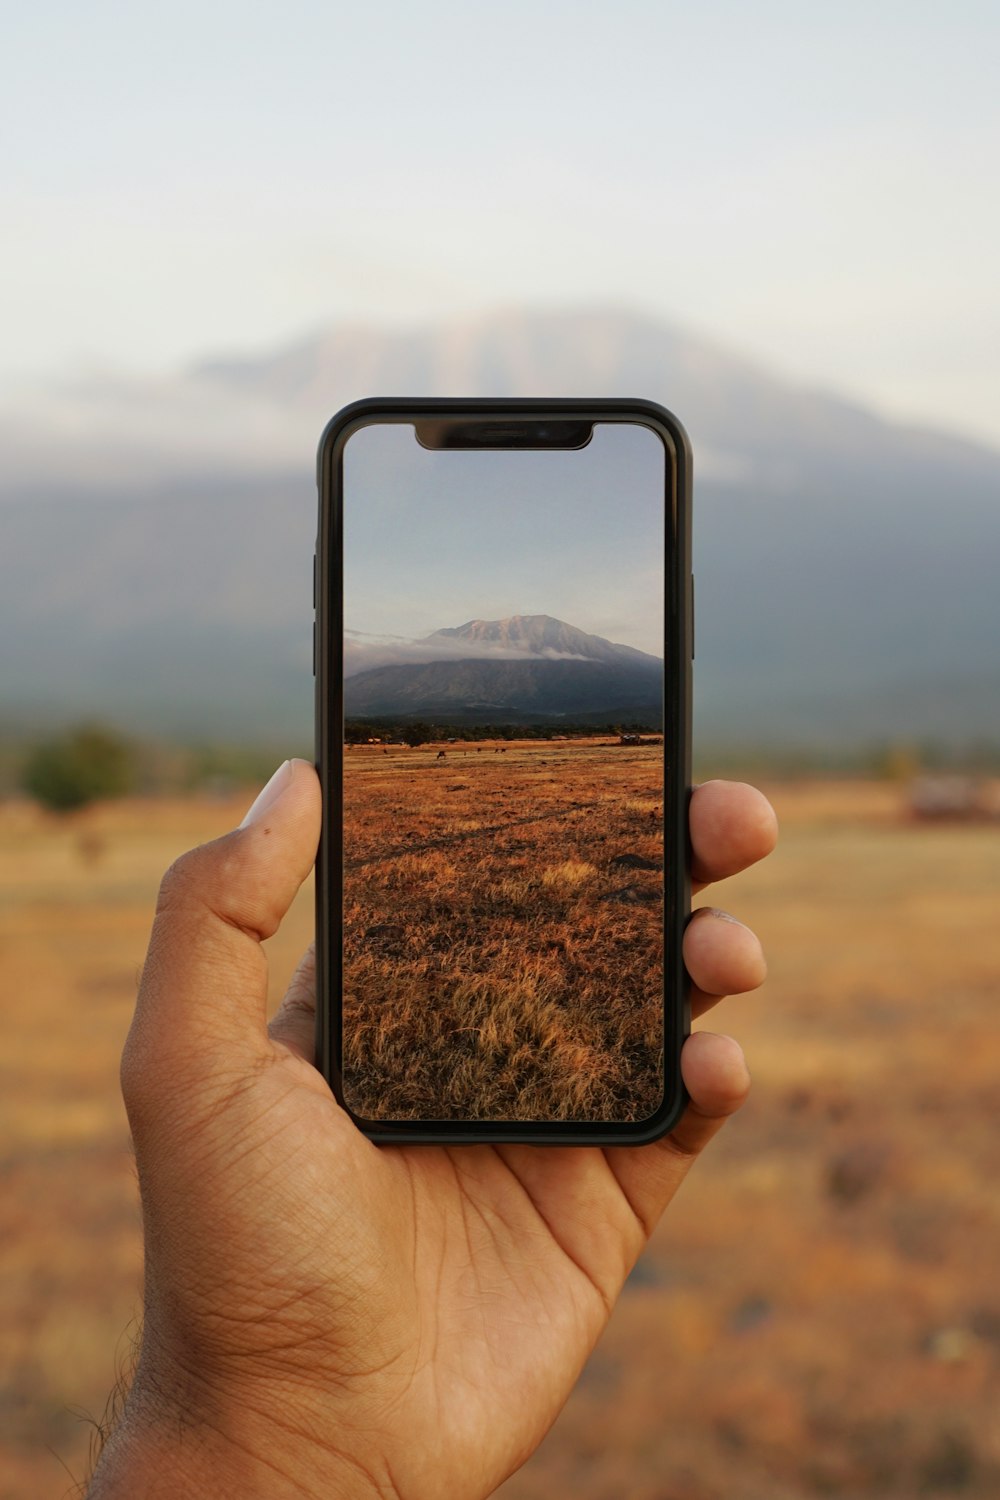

[315,398,692,1144]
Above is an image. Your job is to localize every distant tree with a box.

[22,724,135,812]
[401,723,432,748]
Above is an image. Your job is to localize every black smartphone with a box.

[315,399,692,1144]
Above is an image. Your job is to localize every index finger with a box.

[689,780,778,890]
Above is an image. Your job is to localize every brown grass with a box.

[2,778,1000,1497]
[342,740,665,1122]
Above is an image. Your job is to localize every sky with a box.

[342,421,665,658]
[4,0,1000,446]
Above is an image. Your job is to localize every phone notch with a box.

[414,419,594,451]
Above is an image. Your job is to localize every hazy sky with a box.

[342,421,665,658]
[4,1,999,445]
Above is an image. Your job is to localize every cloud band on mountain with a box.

[344,631,589,678]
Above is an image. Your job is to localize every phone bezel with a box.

[315,397,692,1145]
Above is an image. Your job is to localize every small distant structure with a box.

[908,775,996,822]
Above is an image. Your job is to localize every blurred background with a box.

[1,2,998,1495]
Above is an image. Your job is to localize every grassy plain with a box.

[343,739,665,1122]
[1,776,999,1497]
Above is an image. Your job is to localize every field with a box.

[343,739,666,1122]
[1,776,999,1497]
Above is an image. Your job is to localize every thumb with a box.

[122,759,320,1122]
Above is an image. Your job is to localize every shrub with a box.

[22,724,135,812]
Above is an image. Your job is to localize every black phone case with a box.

[315,397,693,1145]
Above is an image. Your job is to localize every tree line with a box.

[5,720,1000,811]
[343,719,660,747]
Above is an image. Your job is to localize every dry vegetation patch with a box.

[342,741,666,1123]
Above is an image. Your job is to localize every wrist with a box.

[87,1355,395,1500]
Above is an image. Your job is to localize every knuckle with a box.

[156,842,212,910]
[157,835,270,942]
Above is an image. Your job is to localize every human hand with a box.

[90,760,776,1499]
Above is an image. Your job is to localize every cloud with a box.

[343,630,587,678]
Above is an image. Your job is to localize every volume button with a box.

[312,621,316,676]
[690,575,695,660]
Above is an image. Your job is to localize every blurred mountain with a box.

[344,615,663,722]
[1,307,998,748]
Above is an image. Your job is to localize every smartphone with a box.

[315,399,692,1144]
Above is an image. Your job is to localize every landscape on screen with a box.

[341,610,667,1125]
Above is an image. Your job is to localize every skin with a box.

[88,761,777,1500]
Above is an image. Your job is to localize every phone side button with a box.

[312,621,316,676]
[690,575,695,660]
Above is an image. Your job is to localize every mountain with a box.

[343,615,663,723]
[427,615,658,669]
[1,307,998,749]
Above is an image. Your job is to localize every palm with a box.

[396,1143,631,1486]
[177,1040,651,1497]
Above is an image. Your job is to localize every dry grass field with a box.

[1,774,999,1497]
[343,739,665,1122]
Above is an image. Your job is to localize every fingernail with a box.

[704,907,748,928]
[240,761,292,828]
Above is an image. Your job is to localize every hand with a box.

[90,761,776,1499]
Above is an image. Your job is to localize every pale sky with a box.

[4,1,1000,445]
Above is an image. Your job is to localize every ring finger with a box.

[683,906,767,1020]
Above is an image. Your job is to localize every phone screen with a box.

[338,419,669,1125]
